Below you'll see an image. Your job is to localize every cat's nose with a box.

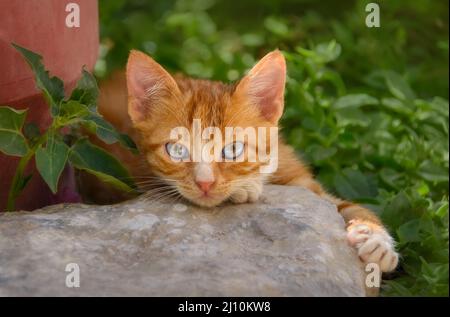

[196,180,214,193]
[194,163,215,194]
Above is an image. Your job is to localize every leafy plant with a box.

[283,42,449,296]
[0,44,137,211]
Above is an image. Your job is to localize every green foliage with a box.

[69,139,135,192]
[0,44,137,211]
[0,107,29,156]
[285,46,448,297]
[12,44,65,116]
[35,134,70,193]
[97,0,448,296]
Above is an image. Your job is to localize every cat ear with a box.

[126,50,179,123]
[234,50,286,124]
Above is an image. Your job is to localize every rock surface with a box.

[0,185,366,296]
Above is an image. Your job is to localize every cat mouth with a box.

[177,189,227,208]
[191,194,225,208]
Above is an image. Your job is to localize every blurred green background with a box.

[97,0,449,296]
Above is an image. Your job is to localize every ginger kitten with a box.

[94,50,399,273]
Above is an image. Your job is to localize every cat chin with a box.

[187,197,226,208]
[181,193,228,208]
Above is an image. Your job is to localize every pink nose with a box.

[196,181,214,193]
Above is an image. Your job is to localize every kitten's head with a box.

[126,50,286,207]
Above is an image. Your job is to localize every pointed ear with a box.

[234,50,286,124]
[126,50,179,123]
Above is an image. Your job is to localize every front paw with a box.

[347,220,399,272]
[229,181,263,204]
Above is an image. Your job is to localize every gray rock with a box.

[0,185,366,296]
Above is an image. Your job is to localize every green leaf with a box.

[337,131,359,149]
[307,144,337,163]
[335,108,371,127]
[333,168,378,200]
[382,280,414,296]
[380,191,415,230]
[383,71,416,100]
[416,182,430,196]
[429,97,449,118]
[397,219,421,243]
[69,68,99,110]
[313,41,342,63]
[69,139,135,192]
[23,122,41,143]
[417,160,449,183]
[264,17,289,37]
[381,98,414,116]
[12,43,64,116]
[300,107,325,131]
[82,114,138,152]
[241,33,264,47]
[333,94,378,109]
[35,135,69,193]
[297,41,342,64]
[435,202,449,218]
[0,106,29,156]
[83,114,119,144]
[60,100,90,121]
[379,168,402,189]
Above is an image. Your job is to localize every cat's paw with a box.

[229,181,263,204]
[347,220,399,272]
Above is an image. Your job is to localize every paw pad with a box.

[347,222,399,272]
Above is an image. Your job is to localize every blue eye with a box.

[165,143,189,160]
[222,142,245,160]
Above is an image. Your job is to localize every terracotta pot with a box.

[0,0,99,211]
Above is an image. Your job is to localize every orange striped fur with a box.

[85,50,398,273]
